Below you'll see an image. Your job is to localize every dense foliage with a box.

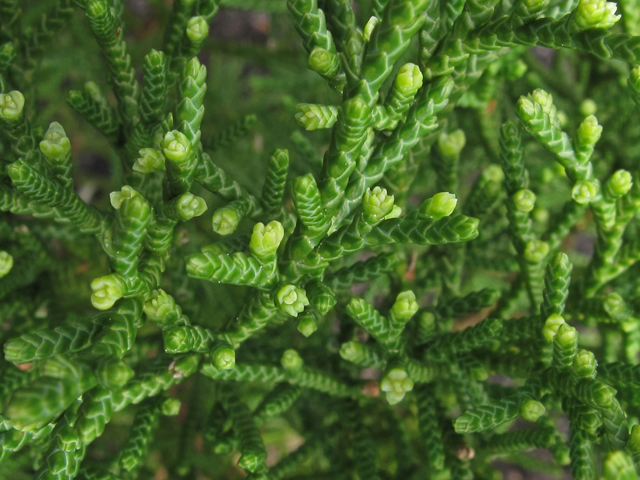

[5,0,640,478]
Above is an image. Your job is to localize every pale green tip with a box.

[281,349,304,370]
[629,424,640,451]
[603,451,636,480]
[555,323,577,348]
[339,341,364,362]
[143,289,176,323]
[0,90,25,121]
[109,185,139,210]
[484,164,504,183]
[0,251,13,278]
[211,206,241,236]
[420,192,457,219]
[524,240,549,263]
[577,115,602,148]
[186,16,209,42]
[211,343,236,370]
[605,170,633,199]
[363,186,394,222]
[380,368,414,405]
[307,47,339,77]
[40,122,71,162]
[96,357,134,390]
[574,0,621,30]
[604,292,626,319]
[250,221,285,261]
[133,148,166,173]
[520,399,545,422]
[391,291,418,321]
[580,99,597,117]
[276,284,309,317]
[161,398,182,416]
[438,129,466,160]
[363,16,379,41]
[162,130,192,163]
[542,314,566,341]
[296,314,318,337]
[90,273,126,310]
[176,193,207,221]
[572,349,597,378]
[571,180,598,204]
[395,63,423,93]
[385,205,402,219]
[513,189,536,212]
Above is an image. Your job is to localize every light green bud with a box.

[0,90,25,121]
[186,16,209,42]
[517,96,536,122]
[524,240,549,263]
[161,398,182,416]
[133,148,166,173]
[557,111,569,128]
[531,89,555,117]
[603,292,626,319]
[363,187,395,222]
[39,122,71,163]
[532,207,549,224]
[580,99,597,116]
[420,192,457,219]
[574,0,620,30]
[297,312,318,337]
[571,349,597,378]
[391,291,419,322]
[483,164,504,183]
[363,16,379,41]
[250,221,285,261]
[109,185,139,210]
[176,193,207,221]
[513,189,536,212]
[276,284,309,317]
[542,313,566,341]
[602,451,636,480]
[605,170,633,199]
[163,326,191,354]
[380,367,414,405]
[211,206,241,236]
[144,289,176,322]
[505,59,528,81]
[571,180,598,204]
[281,349,303,370]
[555,323,578,349]
[96,357,135,390]
[162,130,192,163]
[395,63,423,94]
[385,205,402,219]
[90,273,126,310]
[520,399,545,422]
[339,341,364,362]
[577,115,603,147]
[211,342,236,370]
[437,129,466,160]
[0,251,13,278]
[307,47,340,77]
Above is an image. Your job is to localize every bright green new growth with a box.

[276,285,309,317]
[6,0,640,478]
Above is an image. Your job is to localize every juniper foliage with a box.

[3,0,640,478]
